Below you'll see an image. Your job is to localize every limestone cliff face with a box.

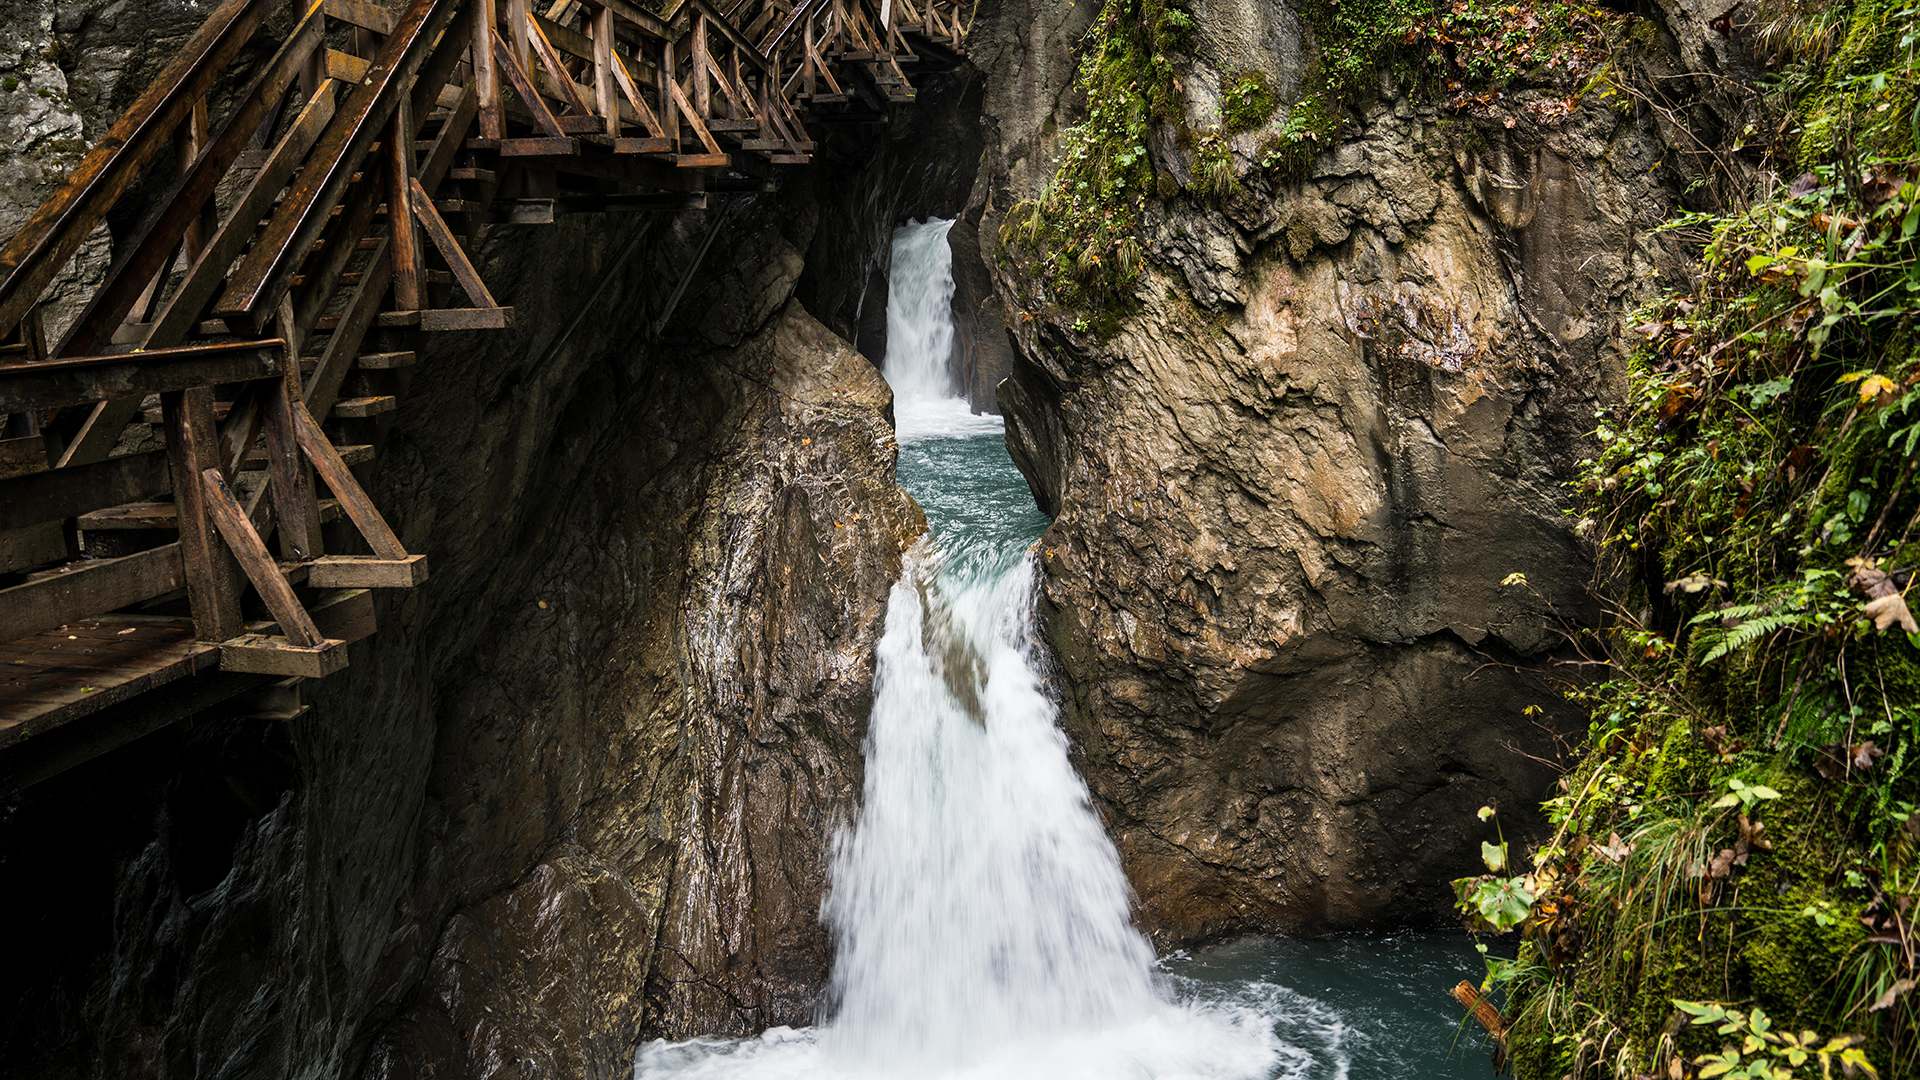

[0,26,977,1074]
[964,0,1728,938]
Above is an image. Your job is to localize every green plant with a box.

[1219,69,1275,132]
[1675,1001,1881,1079]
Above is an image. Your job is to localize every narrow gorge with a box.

[0,0,1911,1074]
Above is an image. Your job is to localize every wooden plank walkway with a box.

[0,0,967,785]
[0,618,219,750]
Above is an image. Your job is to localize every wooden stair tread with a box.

[330,396,396,418]
[78,498,347,530]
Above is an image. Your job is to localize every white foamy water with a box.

[634,220,1288,1080]
[879,218,1003,443]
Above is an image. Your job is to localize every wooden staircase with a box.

[0,0,966,776]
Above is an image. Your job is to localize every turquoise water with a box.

[1161,934,1499,1079]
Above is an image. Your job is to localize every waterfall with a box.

[635,220,1281,1080]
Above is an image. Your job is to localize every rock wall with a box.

[0,22,983,1079]
[964,0,1721,939]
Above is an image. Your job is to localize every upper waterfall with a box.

[880,219,1001,442]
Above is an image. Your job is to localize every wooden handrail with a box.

[0,0,284,340]
[215,0,463,332]
[56,4,329,358]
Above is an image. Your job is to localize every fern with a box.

[1691,611,1803,663]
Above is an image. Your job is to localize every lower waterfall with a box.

[634,220,1492,1080]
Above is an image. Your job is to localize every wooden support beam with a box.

[0,340,282,413]
[527,13,596,116]
[408,176,500,308]
[493,28,569,137]
[199,467,324,648]
[692,12,711,117]
[612,50,669,138]
[162,386,243,642]
[659,36,679,151]
[0,451,171,531]
[291,402,408,559]
[593,4,618,135]
[474,0,502,137]
[385,94,423,313]
[665,75,724,154]
[268,296,323,561]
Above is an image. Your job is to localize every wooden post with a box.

[475,0,502,137]
[727,44,740,120]
[270,297,323,560]
[162,385,243,642]
[691,12,709,119]
[659,36,678,152]
[385,94,421,312]
[508,0,531,74]
[175,98,212,259]
[803,13,815,97]
[592,3,617,135]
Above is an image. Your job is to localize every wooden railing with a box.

[0,0,966,685]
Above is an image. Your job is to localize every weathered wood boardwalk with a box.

[0,0,964,786]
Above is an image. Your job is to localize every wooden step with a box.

[308,553,428,588]
[420,307,513,330]
[330,396,396,418]
[448,167,497,183]
[77,497,346,530]
[356,351,415,369]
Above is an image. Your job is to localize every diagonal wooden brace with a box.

[493,27,567,137]
[291,399,406,559]
[200,465,325,648]
[408,176,499,309]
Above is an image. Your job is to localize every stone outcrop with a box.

[967,0,1717,939]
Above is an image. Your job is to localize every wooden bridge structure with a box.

[0,0,965,787]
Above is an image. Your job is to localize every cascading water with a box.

[634,220,1496,1080]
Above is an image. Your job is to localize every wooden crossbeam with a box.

[0,341,282,414]
[0,452,170,531]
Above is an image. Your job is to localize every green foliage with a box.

[1456,7,1920,1075]
[1219,69,1275,132]
[1003,0,1188,308]
[1674,1001,1881,1079]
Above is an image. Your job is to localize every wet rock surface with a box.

[973,0,1711,938]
